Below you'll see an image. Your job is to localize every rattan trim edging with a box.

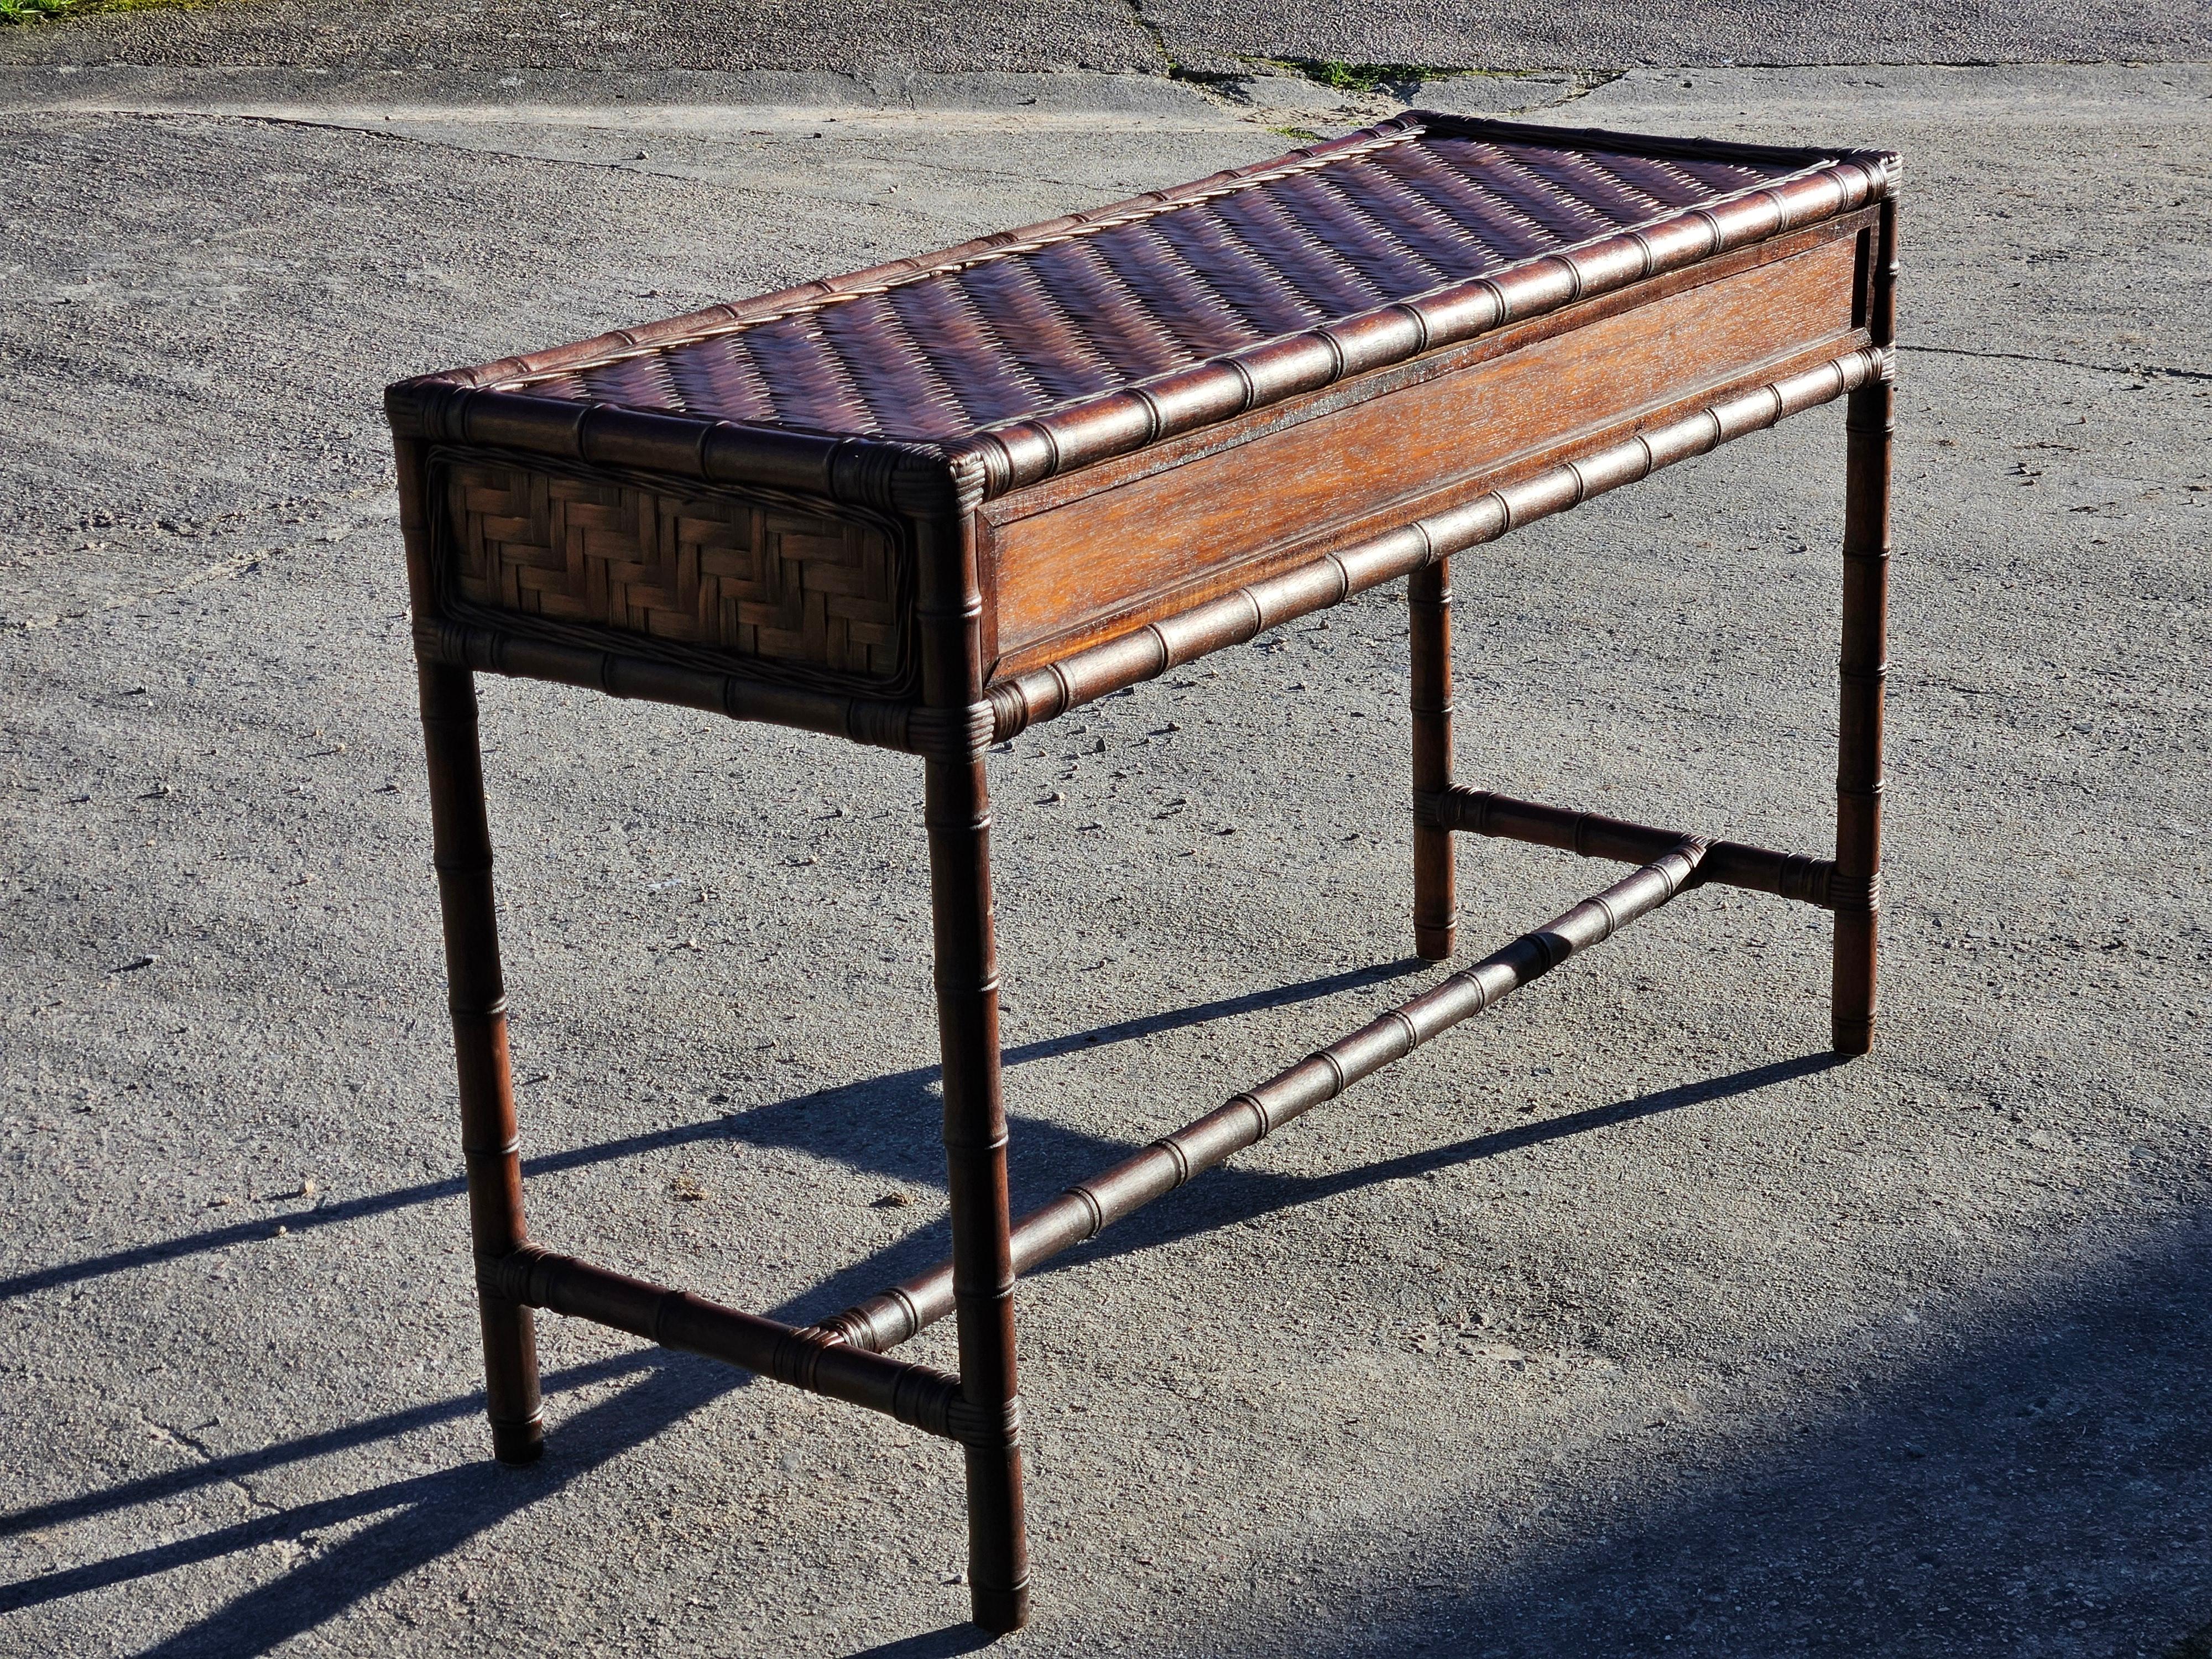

[963,139,1895,494]
[413,614,994,760]
[431,124,1425,395]
[1421,785,1836,907]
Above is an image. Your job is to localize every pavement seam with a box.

[1120,0,1177,77]
[7,545,272,633]
[30,103,1253,197]
[1901,342,2212,382]
[6,487,379,632]
[129,1402,290,1521]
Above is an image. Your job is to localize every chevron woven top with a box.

[440,117,1877,450]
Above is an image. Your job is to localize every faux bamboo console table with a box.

[387,114,1898,1631]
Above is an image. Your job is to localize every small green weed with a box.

[1280,59,1450,96]
[1267,126,1323,143]
[0,0,81,22]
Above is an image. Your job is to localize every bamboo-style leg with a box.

[1833,202,1897,1055]
[925,754,1030,1631]
[1410,558,1457,961]
[419,663,544,1464]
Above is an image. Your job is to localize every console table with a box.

[385,114,1898,1631]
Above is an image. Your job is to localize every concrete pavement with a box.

[1,39,2209,1659]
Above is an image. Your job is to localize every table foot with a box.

[968,1579,1031,1634]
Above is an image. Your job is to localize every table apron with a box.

[987,342,1888,740]
[983,221,1869,676]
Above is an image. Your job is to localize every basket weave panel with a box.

[502,134,1817,441]
[445,456,904,680]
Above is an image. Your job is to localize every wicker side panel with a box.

[429,450,915,695]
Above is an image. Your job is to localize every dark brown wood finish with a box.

[1834,197,1898,1053]
[983,346,1886,738]
[416,661,544,1465]
[979,223,1865,674]
[1409,557,1455,961]
[481,1245,976,1436]
[915,502,1031,1632]
[382,118,1901,1632]
[1427,786,1835,905]
[821,838,1711,1355]
[396,434,546,1467]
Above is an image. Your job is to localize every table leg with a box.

[418,663,544,1464]
[924,754,1031,1631]
[1410,559,1457,961]
[1833,365,1892,1055]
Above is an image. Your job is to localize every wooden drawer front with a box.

[985,228,1864,674]
[432,449,912,691]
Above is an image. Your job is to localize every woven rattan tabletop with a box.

[419,117,1881,457]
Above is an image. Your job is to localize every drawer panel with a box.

[983,223,1866,676]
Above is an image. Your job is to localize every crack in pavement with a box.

[45,104,1251,197]
[56,72,1607,179]
[1901,342,2212,383]
[6,546,278,634]
[128,1402,291,1524]
[1103,0,1629,106]
[1123,0,1177,76]
[0,59,1653,151]
[5,487,384,632]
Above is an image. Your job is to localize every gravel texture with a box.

[1,49,2208,1659]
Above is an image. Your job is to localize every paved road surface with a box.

[1,0,2206,74]
[1,25,2208,1659]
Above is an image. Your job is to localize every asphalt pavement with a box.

[1,17,2208,1659]
[0,0,2206,74]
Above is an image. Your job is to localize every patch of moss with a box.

[2,0,204,24]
